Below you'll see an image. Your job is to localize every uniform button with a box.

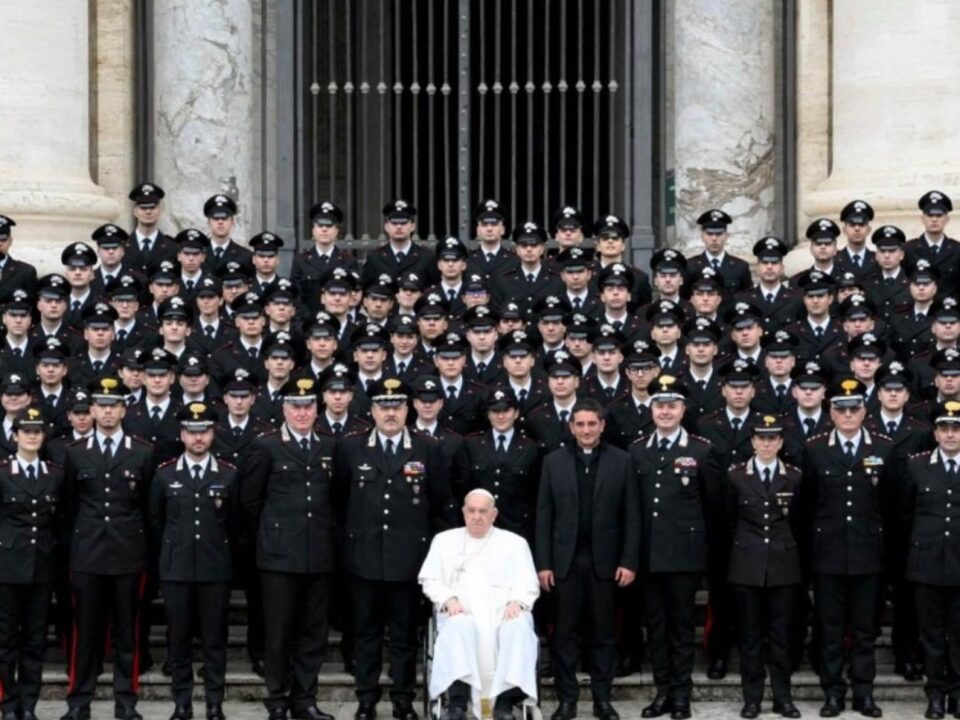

[307,512,312,518]
[195,520,200,525]
[763,526,769,532]
[764,538,770,544]
[31,512,36,518]
[105,517,110,522]
[195,507,199,512]
[846,516,852,522]
[494,481,500,486]
[195,493,200,498]
[655,483,661,489]
[195,534,200,539]
[384,494,390,500]
[947,517,952,523]
[494,494,499,500]
[653,498,659,503]
[947,531,951,537]
[105,502,110,508]
[847,486,852,491]
[652,512,658,518]
[384,509,389,515]
[105,473,110,479]
[30,539,36,545]
[31,499,37,505]
[764,501,769,507]
[656,470,662,475]
[763,514,769,519]
[307,496,312,501]
[387,480,392,485]
[847,472,852,476]
[305,466,310,471]
[495,469,501,475]
[105,488,110,493]
[306,483,311,488]
[847,501,852,507]
[949,490,953,495]
[31,526,37,533]
[383,524,389,530]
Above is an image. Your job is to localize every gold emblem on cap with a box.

[659,375,677,387]
[763,415,776,426]
[101,378,118,392]
[841,378,859,394]
[383,378,402,394]
[946,401,960,416]
[296,378,314,395]
[27,408,40,420]
[188,403,207,420]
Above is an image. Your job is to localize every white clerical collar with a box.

[492,428,514,448]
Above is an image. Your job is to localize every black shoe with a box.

[392,704,418,720]
[161,659,173,677]
[354,704,377,720]
[115,707,144,720]
[669,704,691,720]
[641,697,672,719]
[293,708,335,720]
[927,698,946,720]
[267,710,287,720]
[773,701,802,718]
[740,704,761,720]
[22,711,39,720]
[206,705,225,720]
[852,696,882,717]
[593,701,619,720]
[896,660,923,682]
[60,710,91,720]
[819,697,844,718]
[551,702,577,720]
[706,658,727,680]
[170,706,193,720]
[251,658,266,678]
[949,697,960,718]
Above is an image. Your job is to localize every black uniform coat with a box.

[0,256,38,299]
[334,427,452,582]
[124,231,179,276]
[534,442,640,579]
[122,399,185,465]
[437,379,487,436]
[491,266,564,314]
[685,253,753,310]
[834,247,878,280]
[466,245,520,281]
[902,448,960,586]
[630,429,718,573]
[212,415,275,467]
[862,270,911,323]
[290,246,359,307]
[903,235,960,297]
[361,242,439,288]
[243,425,337,575]
[603,394,654,450]
[64,434,154,575]
[454,430,539,537]
[726,459,803,587]
[202,239,253,275]
[0,459,64,584]
[800,428,894,575]
[148,455,238,582]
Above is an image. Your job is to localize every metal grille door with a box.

[301,0,626,248]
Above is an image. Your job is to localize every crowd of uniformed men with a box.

[0,183,959,720]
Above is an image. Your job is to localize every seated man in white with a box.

[419,488,540,720]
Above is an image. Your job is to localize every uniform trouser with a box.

[162,581,230,707]
[551,551,617,703]
[0,583,52,713]
[733,584,796,705]
[814,573,880,701]
[643,572,700,705]
[705,551,734,663]
[915,583,960,701]
[615,583,644,662]
[261,571,331,713]
[351,577,420,706]
[236,542,264,664]
[330,558,354,665]
[66,571,145,711]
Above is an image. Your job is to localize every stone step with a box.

[35,663,928,702]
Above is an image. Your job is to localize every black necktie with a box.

[887,420,897,435]
[572,297,582,309]
[762,467,771,488]
[696,380,707,391]
[141,238,152,254]
[658,437,670,451]
[852,255,861,268]
[486,252,495,263]
[526,273,535,284]
[25,464,36,483]
[448,289,457,302]
[151,406,163,424]
[116,329,127,343]
[102,436,113,458]
[612,320,623,331]
[365,378,375,393]
[604,386,615,399]
[496,433,507,458]
[844,440,855,460]
[192,463,203,484]
[559,410,569,425]
[711,258,721,271]
[186,279,195,293]
[232,425,243,438]
[447,386,457,400]
[205,325,215,338]
[92,360,104,373]
[803,418,816,437]
[385,438,395,455]
[214,247,224,261]
[71,300,81,313]
[765,293,774,304]
[476,362,487,375]
[397,361,407,375]
[884,276,894,286]
[776,384,786,401]
[931,244,940,256]
[731,417,742,433]
[661,357,671,371]
[949,459,957,476]
[11,347,21,358]
[916,313,926,323]
[247,346,258,359]
[518,388,528,404]
[126,394,136,407]
[332,422,343,436]
[45,394,56,408]
[300,438,310,457]
[814,326,824,338]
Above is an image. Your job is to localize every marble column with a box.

[153,0,261,240]
[787,0,960,274]
[672,0,776,258]
[0,0,119,271]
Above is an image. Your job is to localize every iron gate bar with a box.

[378,1,387,220]
[542,0,551,227]
[345,0,355,229]
[575,0,584,208]
[609,0,619,212]
[476,2,487,214]
[427,0,436,237]
[592,0,601,214]
[393,0,402,197]
[509,0,518,227]
[525,0,534,216]
[410,0,420,237]
[442,0,453,234]
[458,0,471,240]
[559,0,567,203]
[359,0,368,235]
[327,0,336,198]
[493,0,503,204]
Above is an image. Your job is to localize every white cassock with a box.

[418,527,540,717]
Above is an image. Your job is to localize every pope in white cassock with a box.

[418,488,540,720]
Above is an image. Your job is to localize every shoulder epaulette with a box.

[217,458,237,470]
[783,462,802,474]
[130,436,153,447]
[156,457,178,469]
[908,450,931,459]
[808,432,830,442]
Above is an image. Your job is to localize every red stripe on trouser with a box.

[67,572,79,694]
[703,602,715,652]
[130,571,148,694]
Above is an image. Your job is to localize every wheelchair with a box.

[422,611,543,720]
